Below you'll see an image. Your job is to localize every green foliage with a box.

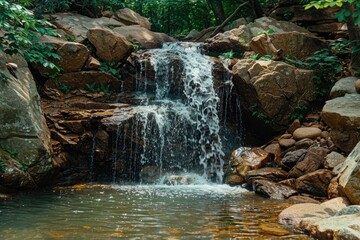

[251,104,274,125]
[99,62,122,79]
[219,50,235,60]
[0,144,29,171]
[258,29,275,35]
[305,0,360,25]
[0,161,6,172]
[290,104,308,121]
[55,80,71,94]
[305,48,342,97]
[85,82,112,95]
[24,43,62,78]
[247,53,273,61]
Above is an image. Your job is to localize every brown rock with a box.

[280,149,307,171]
[295,169,335,197]
[294,138,315,150]
[113,25,175,49]
[321,94,360,153]
[293,127,322,140]
[279,178,296,189]
[56,42,89,73]
[287,196,321,204]
[279,133,292,139]
[113,8,151,30]
[232,59,315,132]
[356,79,360,93]
[225,174,245,186]
[279,203,334,226]
[288,147,328,178]
[252,179,297,200]
[279,138,296,148]
[245,167,288,184]
[320,197,350,211]
[321,130,329,139]
[264,143,282,165]
[44,71,122,95]
[87,27,133,63]
[288,119,301,134]
[330,76,358,99]
[84,57,100,70]
[250,32,325,60]
[324,151,346,170]
[58,120,84,134]
[241,147,271,169]
[328,177,341,199]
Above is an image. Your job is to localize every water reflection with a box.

[0,184,309,239]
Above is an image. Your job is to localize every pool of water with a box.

[0,183,309,239]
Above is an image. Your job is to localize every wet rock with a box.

[252,179,297,200]
[293,127,322,140]
[338,142,360,204]
[279,138,296,148]
[113,26,175,49]
[321,94,360,152]
[232,59,315,132]
[245,167,288,184]
[288,147,328,178]
[324,151,346,170]
[113,8,151,29]
[294,138,315,150]
[163,175,194,186]
[225,174,245,186]
[264,143,282,165]
[250,32,324,60]
[280,149,307,171]
[279,203,334,226]
[87,27,133,63]
[140,166,161,184]
[299,206,360,240]
[330,76,358,99]
[241,148,271,169]
[287,196,321,204]
[295,169,335,197]
[279,178,296,189]
[0,193,11,200]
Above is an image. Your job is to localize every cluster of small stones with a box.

[225,113,346,203]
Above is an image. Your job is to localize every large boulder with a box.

[232,59,315,132]
[250,32,325,60]
[330,76,358,99]
[338,142,360,204]
[33,39,90,77]
[299,206,360,239]
[205,17,311,52]
[321,94,360,152]
[252,179,297,200]
[87,27,133,63]
[0,51,53,190]
[113,25,175,49]
[50,13,126,42]
[295,169,335,197]
[113,8,151,30]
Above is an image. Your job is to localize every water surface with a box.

[0,184,310,239]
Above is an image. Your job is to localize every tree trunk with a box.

[346,3,360,71]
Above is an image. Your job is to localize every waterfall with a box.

[111,42,243,183]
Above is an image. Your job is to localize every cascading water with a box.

[111,42,243,183]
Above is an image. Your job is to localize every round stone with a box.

[355,79,360,93]
[293,127,322,140]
